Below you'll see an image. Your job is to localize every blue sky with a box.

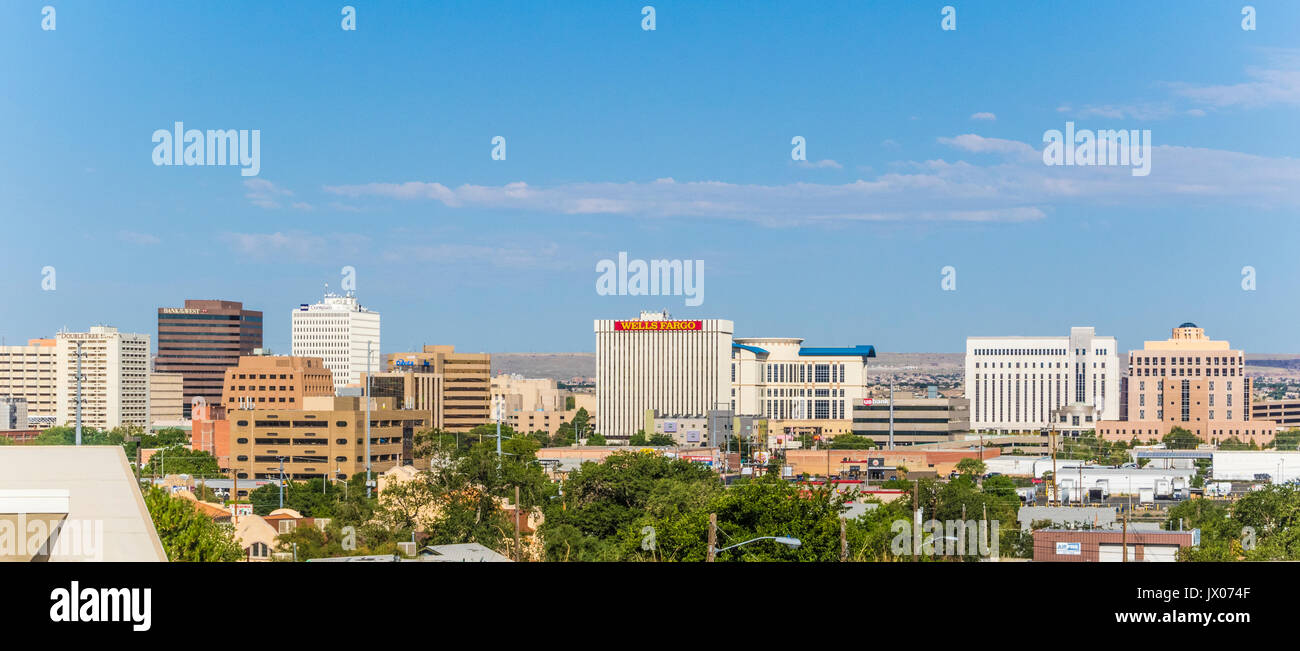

[2,1,1298,355]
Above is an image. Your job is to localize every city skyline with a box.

[3,1,1298,354]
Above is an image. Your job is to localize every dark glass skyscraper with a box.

[156,300,263,418]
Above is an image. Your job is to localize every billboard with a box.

[1055,542,1081,555]
[614,320,703,331]
[663,421,678,433]
[686,430,700,443]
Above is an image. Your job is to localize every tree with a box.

[1163,427,1199,450]
[142,486,242,562]
[572,407,591,438]
[540,452,721,561]
[955,457,987,477]
[140,446,220,477]
[628,430,649,446]
[1271,429,1300,451]
[587,431,607,446]
[647,432,676,446]
[825,433,875,450]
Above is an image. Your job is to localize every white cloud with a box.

[970,112,996,121]
[243,179,299,209]
[321,137,1300,225]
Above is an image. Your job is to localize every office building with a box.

[0,396,29,430]
[227,396,432,481]
[156,300,263,417]
[291,291,380,392]
[595,312,733,441]
[221,354,335,409]
[965,327,1120,434]
[149,372,184,425]
[1096,323,1276,445]
[0,338,58,418]
[382,345,490,432]
[1250,400,1300,431]
[851,393,970,446]
[731,337,876,440]
[54,327,151,430]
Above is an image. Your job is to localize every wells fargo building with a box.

[595,311,733,441]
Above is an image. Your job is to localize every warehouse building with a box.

[1033,528,1199,562]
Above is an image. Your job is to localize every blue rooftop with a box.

[798,345,877,359]
[732,343,769,355]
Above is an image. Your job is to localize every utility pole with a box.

[1122,506,1129,563]
[365,340,372,498]
[706,513,717,562]
[75,341,83,446]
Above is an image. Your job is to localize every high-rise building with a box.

[156,299,263,418]
[221,355,335,409]
[1097,323,1276,445]
[595,312,733,440]
[965,327,1120,434]
[380,345,490,431]
[0,396,29,430]
[290,292,380,392]
[55,327,152,430]
[0,338,58,419]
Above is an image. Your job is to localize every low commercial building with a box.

[1210,450,1300,483]
[0,446,167,561]
[227,396,432,481]
[1250,399,1300,430]
[1033,528,1200,562]
[851,393,970,446]
[783,448,1000,479]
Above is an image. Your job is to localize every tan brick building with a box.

[221,355,335,409]
[382,346,490,432]
[1097,323,1275,445]
[227,396,432,481]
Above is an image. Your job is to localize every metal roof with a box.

[797,345,877,359]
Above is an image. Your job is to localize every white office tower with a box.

[595,311,733,441]
[965,326,1119,433]
[55,326,152,429]
[291,291,380,392]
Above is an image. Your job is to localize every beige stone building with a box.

[221,354,335,409]
[383,346,490,431]
[149,372,185,425]
[1097,323,1276,445]
[0,338,58,420]
[227,396,432,481]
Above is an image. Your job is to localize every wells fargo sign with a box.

[614,320,703,331]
